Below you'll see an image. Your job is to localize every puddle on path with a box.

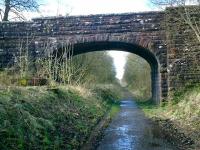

[97,98,175,150]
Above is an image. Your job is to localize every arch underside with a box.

[70,41,161,104]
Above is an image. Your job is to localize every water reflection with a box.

[97,99,175,150]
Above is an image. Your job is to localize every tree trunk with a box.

[3,0,11,21]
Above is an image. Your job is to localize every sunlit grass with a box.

[137,84,200,147]
[0,84,122,150]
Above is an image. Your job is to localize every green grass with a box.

[137,84,200,146]
[109,103,120,118]
[136,99,163,118]
[0,85,121,150]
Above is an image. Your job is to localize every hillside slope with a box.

[0,85,121,150]
[138,85,200,149]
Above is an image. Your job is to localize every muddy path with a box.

[97,91,175,150]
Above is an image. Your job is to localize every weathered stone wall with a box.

[0,8,199,101]
[165,7,200,92]
[0,12,166,67]
[5,10,200,102]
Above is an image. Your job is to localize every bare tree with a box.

[0,0,40,21]
[151,0,200,43]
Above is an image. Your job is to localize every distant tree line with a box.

[71,52,116,85]
[123,54,151,100]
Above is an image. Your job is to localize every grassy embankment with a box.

[0,84,121,150]
[137,84,200,149]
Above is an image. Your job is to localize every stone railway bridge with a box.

[0,8,200,103]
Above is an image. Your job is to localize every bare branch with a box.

[1,0,40,21]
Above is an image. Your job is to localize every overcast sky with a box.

[27,0,154,18]
[27,0,154,80]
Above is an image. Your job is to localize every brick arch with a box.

[58,40,161,104]
[0,11,170,103]
[1,9,199,103]
[59,32,156,53]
